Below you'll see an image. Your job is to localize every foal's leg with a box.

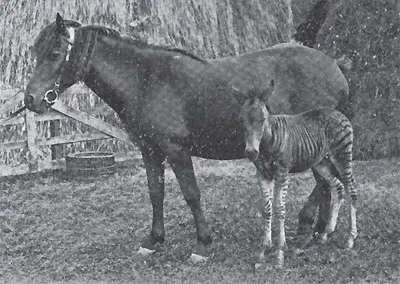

[256,170,274,263]
[274,168,289,267]
[139,146,166,254]
[163,146,211,260]
[335,158,358,249]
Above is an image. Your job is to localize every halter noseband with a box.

[44,27,75,105]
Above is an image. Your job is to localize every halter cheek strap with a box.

[44,27,75,105]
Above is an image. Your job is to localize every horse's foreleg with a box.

[164,147,211,261]
[139,146,166,254]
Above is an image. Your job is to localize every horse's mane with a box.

[34,19,206,64]
[84,25,207,63]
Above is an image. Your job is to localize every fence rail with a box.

[0,87,139,177]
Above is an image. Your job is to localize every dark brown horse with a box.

[24,14,349,260]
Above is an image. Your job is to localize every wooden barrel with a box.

[65,151,116,178]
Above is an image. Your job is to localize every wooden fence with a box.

[0,87,139,177]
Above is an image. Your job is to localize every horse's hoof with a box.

[189,253,208,264]
[138,246,156,256]
[295,233,314,250]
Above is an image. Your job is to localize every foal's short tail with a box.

[335,94,354,121]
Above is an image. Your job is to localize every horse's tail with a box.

[334,54,354,120]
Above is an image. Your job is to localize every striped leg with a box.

[256,170,274,264]
[274,169,289,267]
[336,159,358,249]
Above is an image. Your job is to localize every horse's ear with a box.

[56,13,67,35]
[259,79,275,103]
[231,86,248,105]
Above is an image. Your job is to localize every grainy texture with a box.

[1,158,399,283]
[0,0,292,167]
[0,0,292,88]
[315,0,400,159]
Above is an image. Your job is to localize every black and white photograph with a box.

[0,0,399,283]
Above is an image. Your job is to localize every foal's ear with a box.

[258,79,275,103]
[231,86,248,105]
[56,13,67,35]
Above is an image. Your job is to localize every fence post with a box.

[24,111,39,171]
[50,119,62,160]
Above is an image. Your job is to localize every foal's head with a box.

[233,80,274,161]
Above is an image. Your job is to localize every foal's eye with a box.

[48,51,61,61]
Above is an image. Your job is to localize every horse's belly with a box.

[187,129,245,160]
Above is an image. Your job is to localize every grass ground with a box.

[0,158,399,283]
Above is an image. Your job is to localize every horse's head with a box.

[233,80,274,161]
[24,13,81,113]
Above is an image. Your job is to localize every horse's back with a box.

[212,43,349,115]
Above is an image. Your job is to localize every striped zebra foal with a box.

[234,80,358,267]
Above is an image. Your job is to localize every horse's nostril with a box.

[25,95,34,105]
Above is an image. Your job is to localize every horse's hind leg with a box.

[139,146,166,254]
[297,170,331,249]
[163,145,211,261]
[313,158,345,244]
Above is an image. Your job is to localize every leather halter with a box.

[43,27,75,105]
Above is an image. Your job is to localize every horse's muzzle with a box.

[245,149,259,161]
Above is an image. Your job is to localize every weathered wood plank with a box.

[50,118,62,160]
[0,115,25,126]
[37,132,111,146]
[24,111,39,170]
[0,140,26,150]
[0,132,112,150]
[52,101,133,146]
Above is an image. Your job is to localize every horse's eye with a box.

[48,51,61,61]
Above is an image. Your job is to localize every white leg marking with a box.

[138,246,156,255]
[320,178,344,243]
[189,253,208,263]
[346,182,358,249]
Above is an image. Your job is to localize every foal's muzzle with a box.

[245,149,259,161]
[44,89,59,105]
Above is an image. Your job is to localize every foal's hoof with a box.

[345,238,355,250]
[317,233,329,244]
[189,253,208,264]
[138,246,156,256]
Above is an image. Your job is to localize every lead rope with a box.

[0,89,27,124]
